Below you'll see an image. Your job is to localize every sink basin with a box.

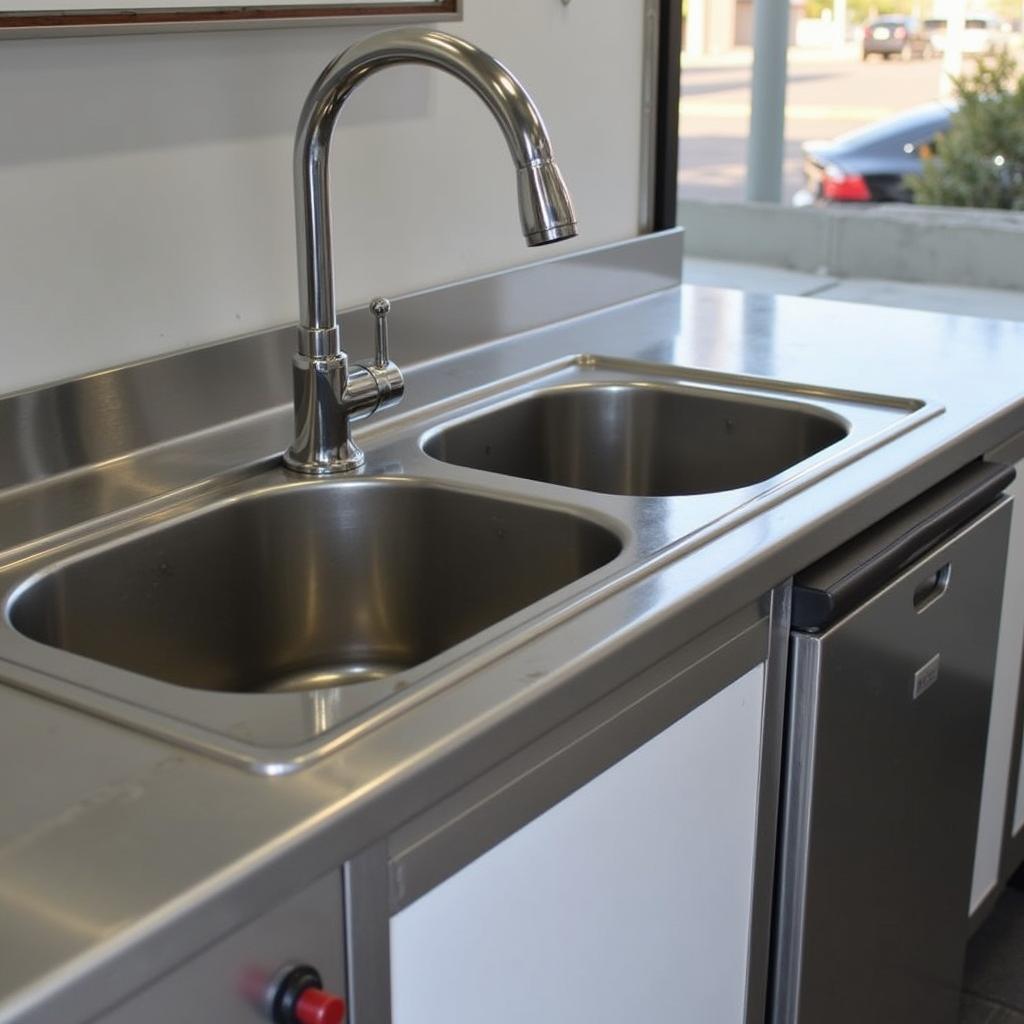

[423,382,850,497]
[8,479,621,696]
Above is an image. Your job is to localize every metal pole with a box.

[834,0,848,50]
[685,0,707,57]
[747,0,791,202]
[941,0,966,98]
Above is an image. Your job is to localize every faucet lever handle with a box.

[369,297,392,369]
[361,296,404,416]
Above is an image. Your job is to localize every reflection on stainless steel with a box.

[9,480,619,695]
[424,382,849,496]
[286,28,578,474]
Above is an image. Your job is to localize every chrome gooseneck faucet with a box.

[285,28,579,474]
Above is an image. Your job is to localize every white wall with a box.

[0,1,646,394]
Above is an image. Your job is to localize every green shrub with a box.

[908,51,1024,210]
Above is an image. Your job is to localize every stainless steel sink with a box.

[8,479,620,699]
[423,382,849,496]
[0,355,940,773]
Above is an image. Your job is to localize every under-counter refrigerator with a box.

[772,460,1014,1024]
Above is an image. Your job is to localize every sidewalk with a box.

[682,44,860,70]
[683,257,1024,321]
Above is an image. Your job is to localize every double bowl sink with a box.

[0,356,938,771]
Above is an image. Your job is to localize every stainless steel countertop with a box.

[3,233,1024,1023]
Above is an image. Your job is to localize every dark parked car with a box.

[793,101,952,205]
[862,16,934,60]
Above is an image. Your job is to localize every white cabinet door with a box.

[390,663,766,1024]
[972,463,1024,913]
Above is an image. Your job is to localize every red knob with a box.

[294,987,346,1024]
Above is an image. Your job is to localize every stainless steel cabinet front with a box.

[776,497,1012,1024]
[92,871,345,1024]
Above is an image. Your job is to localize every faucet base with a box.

[285,307,405,475]
[283,440,365,475]
[286,349,367,475]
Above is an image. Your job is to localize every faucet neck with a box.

[293,28,570,356]
[287,29,576,474]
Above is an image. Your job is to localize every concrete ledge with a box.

[678,198,1024,291]
[684,257,1024,321]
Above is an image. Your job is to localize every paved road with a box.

[679,51,948,203]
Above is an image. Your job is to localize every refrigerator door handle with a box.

[914,562,952,613]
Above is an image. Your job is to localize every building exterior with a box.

[685,0,807,55]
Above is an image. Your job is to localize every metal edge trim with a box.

[769,629,824,1024]
[744,580,792,1024]
[343,844,391,1024]
[988,427,1024,468]
[0,2,460,37]
[996,644,1024,905]
[638,0,660,233]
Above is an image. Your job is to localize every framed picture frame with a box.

[0,0,459,37]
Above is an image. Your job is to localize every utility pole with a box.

[685,0,707,57]
[747,0,790,202]
[834,0,848,49]
[942,0,966,98]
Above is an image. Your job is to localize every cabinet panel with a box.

[973,463,1024,912]
[779,497,1009,1024]
[1015,706,1024,835]
[390,664,766,1024]
[93,871,344,1024]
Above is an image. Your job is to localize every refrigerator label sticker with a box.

[913,653,941,700]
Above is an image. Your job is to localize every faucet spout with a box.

[517,159,578,247]
[285,28,578,474]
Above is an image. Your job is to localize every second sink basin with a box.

[423,382,850,497]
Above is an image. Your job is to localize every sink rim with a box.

[423,376,856,436]
[3,471,630,600]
